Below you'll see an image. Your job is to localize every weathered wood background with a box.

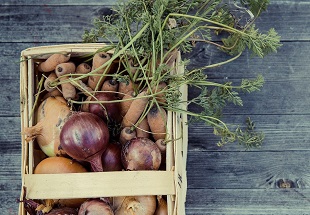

[1,1,310,214]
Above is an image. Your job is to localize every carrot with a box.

[153,82,167,104]
[101,79,119,92]
[147,106,167,141]
[118,79,134,99]
[80,96,92,112]
[128,59,138,75]
[55,62,76,100]
[75,62,91,83]
[119,127,137,145]
[44,72,57,92]
[88,52,111,90]
[120,91,134,117]
[136,117,150,138]
[38,53,70,72]
[122,91,149,127]
[71,79,93,96]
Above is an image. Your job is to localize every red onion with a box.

[101,142,123,171]
[88,92,121,123]
[60,112,109,172]
[121,137,161,170]
[78,199,114,215]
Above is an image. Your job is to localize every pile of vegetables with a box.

[21,0,281,214]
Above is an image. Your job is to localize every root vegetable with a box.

[101,79,119,92]
[76,62,91,83]
[122,91,149,127]
[154,195,168,215]
[44,72,58,92]
[101,142,123,171]
[119,127,136,145]
[78,199,114,215]
[71,79,93,96]
[34,157,87,208]
[60,112,110,172]
[38,53,70,72]
[88,52,111,90]
[147,106,167,141]
[121,137,161,170]
[114,196,156,215]
[42,88,63,100]
[23,96,70,157]
[136,117,150,138]
[153,82,167,104]
[55,62,76,100]
[118,80,134,98]
[120,91,134,117]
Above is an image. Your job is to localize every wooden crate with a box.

[19,43,188,215]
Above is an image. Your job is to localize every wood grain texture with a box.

[185,189,310,215]
[186,151,310,189]
[0,2,309,42]
[1,0,310,214]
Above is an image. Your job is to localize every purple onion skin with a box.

[89,92,121,123]
[78,199,114,215]
[121,137,162,170]
[60,112,110,171]
[101,143,123,171]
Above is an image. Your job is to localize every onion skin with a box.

[121,137,161,170]
[88,92,121,123]
[60,112,110,172]
[46,207,78,215]
[23,96,70,157]
[114,196,156,215]
[101,142,123,171]
[154,195,168,215]
[34,157,88,208]
[78,199,114,215]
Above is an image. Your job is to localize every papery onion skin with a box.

[154,195,168,215]
[23,96,70,157]
[78,199,114,215]
[60,112,109,172]
[101,142,123,171]
[121,137,161,170]
[34,157,88,208]
[114,196,156,215]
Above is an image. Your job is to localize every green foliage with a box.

[81,0,281,149]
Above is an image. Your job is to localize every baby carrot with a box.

[147,106,167,141]
[122,91,149,127]
[38,53,70,72]
[55,62,76,100]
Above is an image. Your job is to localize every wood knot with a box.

[276,179,295,188]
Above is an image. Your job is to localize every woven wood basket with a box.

[19,43,188,215]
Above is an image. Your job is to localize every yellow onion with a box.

[34,156,88,208]
[23,96,71,157]
[113,196,156,215]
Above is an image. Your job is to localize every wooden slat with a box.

[186,151,310,189]
[1,0,118,5]
[0,2,309,42]
[187,114,310,151]
[0,5,111,43]
[24,171,175,199]
[185,188,310,215]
